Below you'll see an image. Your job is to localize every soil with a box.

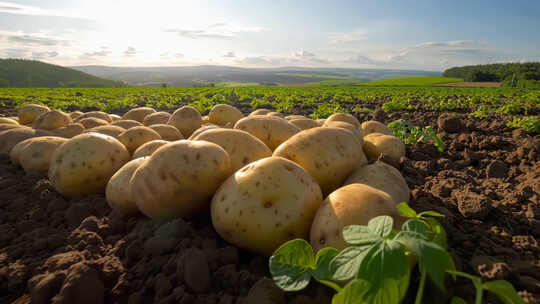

[1,103,539,304]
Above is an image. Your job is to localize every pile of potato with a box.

[0,103,410,256]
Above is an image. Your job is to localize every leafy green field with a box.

[359,76,463,86]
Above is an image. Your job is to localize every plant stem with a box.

[415,269,427,304]
[475,288,483,304]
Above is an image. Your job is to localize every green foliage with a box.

[443,62,540,88]
[310,103,349,119]
[359,76,463,86]
[448,271,524,304]
[387,119,445,152]
[506,116,540,133]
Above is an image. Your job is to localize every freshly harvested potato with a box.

[143,112,171,126]
[131,140,232,219]
[0,127,52,156]
[52,123,85,138]
[0,117,18,125]
[117,126,162,154]
[324,120,363,145]
[249,109,272,116]
[18,137,68,174]
[106,157,148,215]
[344,161,410,204]
[188,124,220,140]
[78,117,109,129]
[132,140,168,159]
[33,110,72,130]
[208,104,244,126]
[361,120,393,136]
[316,119,326,126]
[7,117,19,122]
[267,112,284,118]
[290,118,319,130]
[48,133,130,198]
[18,104,50,125]
[167,106,202,138]
[149,124,183,141]
[273,127,367,195]
[191,129,272,172]
[109,114,122,121]
[202,115,210,124]
[310,184,404,252]
[84,125,125,138]
[75,111,112,123]
[285,115,305,121]
[211,156,323,256]
[326,113,361,128]
[0,124,23,132]
[234,116,300,150]
[10,139,32,166]
[122,107,156,123]
[111,119,143,129]
[363,133,406,162]
[69,111,83,120]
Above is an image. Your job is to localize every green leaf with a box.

[418,210,445,218]
[424,217,448,249]
[396,202,418,218]
[343,225,381,245]
[330,244,373,281]
[482,280,525,304]
[402,219,429,236]
[447,270,482,285]
[312,247,339,282]
[450,296,468,304]
[269,239,314,291]
[332,279,371,304]
[368,216,394,238]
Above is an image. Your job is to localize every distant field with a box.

[215,81,261,87]
[359,76,463,86]
[436,82,501,87]
[274,73,350,80]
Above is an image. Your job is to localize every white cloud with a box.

[123,47,136,56]
[164,23,268,39]
[32,51,58,59]
[0,1,87,19]
[223,51,236,58]
[330,29,368,44]
[293,50,315,57]
[81,50,111,58]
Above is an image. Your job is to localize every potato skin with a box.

[69,111,83,120]
[326,113,361,128]
[122,107,156,123]
[361,120,393,136]
[273,127,367,195]
[323,120,363,145]
[234,116,300,150]
[78,117,109,129]
[111,120,143,129]
[18,136,68,174]
[132,140,168,159]
[143,112,171,126]
[290,118,320,130]
[188,124,220,140]
[267,112,284,118]
[0,117,19,125]
[285,115,306,121]
[208,104,244,126]
[167,106,202,138]
[10,139,32,166]
[149,124,184,141]
[0,124,23,132]
[249,109,272,116]
[33,110,72,130]
[74,111,112,123]
[53,123,85,138]
[131,140,232,219]
[211,156,323,256]
[18,104,50,125]
[310,184,404,252]
[117,126,162,154]
[192,128,272,172]
[0,127,52,156]
[363,133,406,162]
[48,133,131,198]
[106,157,148,215]
[84,125,125,138]
[344,161,410,204]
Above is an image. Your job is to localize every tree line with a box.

[443,62,540,88]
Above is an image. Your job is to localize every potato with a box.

[361,120,393,136]
[149,124,183,141]
[325,113,361,128]
[0,127,52,156]
[10,139,32,166]
[52,123,85,138]
[18,137,68,174]
[249,109,272,116]
[48,133,130,198]
[273,127,367,195]
[191,129,272,172]
[363,133,406,162]
[117,126,162,154]
[310,184,404,252]
[130,140,232,219]
[208,104,244,126]
[84,125,125,138]
[69,111,83,120]
[316,118,326,126]
[143,112,171,126]
[202,115,210,124]
[344,161,410,204]
[109,114,122,121]
[0,124,23,132]
[290,118,319,130]
[78,117,109,129]
[211,156,323,256]
[285,115,306,121]
[324,120,363,145]
[167,106,202,138]
[18,104,50,125]
[7,116,19,122]
[0,117,19,125]
[122,107,156,123]
[132,140,168,159]
[111,119,143,129]
[75,111,112,123]
[234,116,300,150]
[106,157,148,215]
[188,124,220,140]
[267,112,284,118]
[32,110,72,130]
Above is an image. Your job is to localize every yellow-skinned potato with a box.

[48,133,130,198]
[18,104,50,125]
[18,137,68,174]
[188,124,220,140]
[111,119,143,129]
[191,129,272,172]
[363,133,406,162]
[78,117,109,129]
[344,161,410,204]
[117,126,162,154]
[361,120,393,136]
[202,115,210,124]
[290,118,320,130]
[132,140,168,159]
[267,112,284,118]
[7,117,19,122]
[69,111,83,120]
[109,114,122,121]
[285,115,305,121]
[0,127,52,156]
[208,104,244,126]
[74,111,112,123]
[105,157,148,215]
[310,184,404,252]
[249,109,272,116]
[167,106,202,138]
[32,110,72,130]
[316,118,326,126]
[52,123,85,138]
[122,107,156,123]
[0,124,22,132]
[0,117,18,125]
[273,127,367,196]
[84,125,125,138]
[149,124,183,141]
[10,139,32,166]
[143,112,171,126]
[130,140,232,219]
[326,113,361,128]
[211,156,323,256]
[234,116,300,150]
[323,120,363,145]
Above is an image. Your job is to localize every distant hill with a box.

[72,65,440,87]
[0,59,127,88]
[443,62,540,88]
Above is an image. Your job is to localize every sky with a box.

[0,0,539,71]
